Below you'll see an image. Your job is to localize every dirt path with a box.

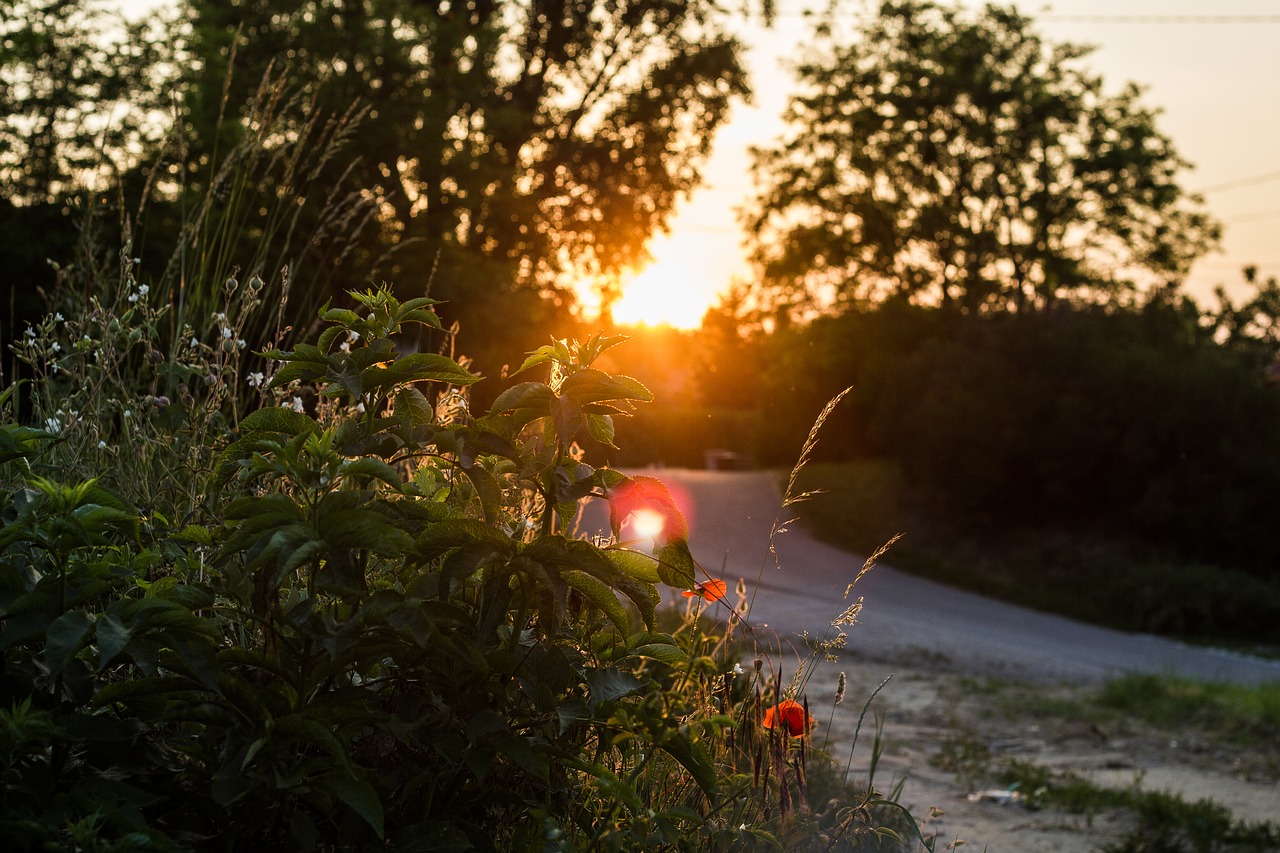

[801,653,1279,852]
[585,469,1280,850]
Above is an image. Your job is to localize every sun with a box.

[609,232,725,329]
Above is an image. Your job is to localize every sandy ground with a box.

[796,648,1280,852]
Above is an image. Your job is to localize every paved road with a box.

[582,469,1280,686]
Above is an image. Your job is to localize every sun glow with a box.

[609,232,728,329]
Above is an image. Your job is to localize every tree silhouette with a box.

[746,0,1219,314]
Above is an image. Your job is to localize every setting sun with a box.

[609,231,728,329]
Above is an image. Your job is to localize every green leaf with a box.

[562,570,630,635]
[94,612,132,670]
[393,386,434,425]
[239,406,319,436]
[45,610,95,677]
[317,771,384,838]
[604,549,661,584]
[585,413,616,447]
[560,368,654,406]
[488,382,554,423]
[655,540,697,589]
[660,731,717,795]
[584,667,643,710]
[628,643,688,666]
[339,458,403,489]
[92,676,189,709]
[361,353,479,392]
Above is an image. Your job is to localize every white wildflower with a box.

[339,341,351,353]
[97,440,107,450]
[221,327,233,340]
[190,337,199,348]
[290,396,305,413]
[24,327,36,339]
[50,342,61,353]
[247,371,265,388]
[732,662,745,677]
[348,330,361,342]
[128,292,139,303]
[138,284,149,296]
[212,311,227,324]
[122,410,131,418]
[54,312,64,322]
[45,417,61,433]
[237,339,246,349]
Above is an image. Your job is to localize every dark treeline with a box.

[1,0,755,401]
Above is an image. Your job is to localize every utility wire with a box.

[1223,210,1280,224]
[1195,170,1280,194]
[1039,15,1280,24]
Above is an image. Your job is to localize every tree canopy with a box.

[745,0,1219,314]
[180,0,751,310]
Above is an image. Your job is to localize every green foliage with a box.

[2,284,911,849]
[747,0,1218,313]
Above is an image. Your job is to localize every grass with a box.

[786,460,1280,651]
[1098,674,1280,741]
[929,671,1280,853]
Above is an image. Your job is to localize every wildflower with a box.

[128,292,139,303]
[138,284,149,296]
[237,339,246,349]
[24,327,36,339]
[122,410,131,418]
[339,341,351,353]
[247,371,265,388]
[190,337,199,348]
[45,417,61,433]
[212,311,227,324]
[762,699,814,737]
[221,327,233,340]
[348,330,361,342]
[50,342,61,353]
[732,662,745,677]
[54,312,64,322]
[97,440,107,449]
[682,578,727,602]
[290,396,305,413]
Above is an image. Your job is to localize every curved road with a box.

[584,470,1280,686]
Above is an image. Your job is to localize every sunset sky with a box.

[609,0,1280,326]
[116,0,1280,328]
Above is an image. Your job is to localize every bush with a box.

[1,281,919,850]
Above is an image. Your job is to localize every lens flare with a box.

[629,508,666,540]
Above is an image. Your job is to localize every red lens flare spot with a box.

[628,508,666,540]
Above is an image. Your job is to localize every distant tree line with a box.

[1,0,756,388]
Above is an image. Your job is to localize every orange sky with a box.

[610,0,1280,327]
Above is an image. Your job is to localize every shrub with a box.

[2,284,918,850]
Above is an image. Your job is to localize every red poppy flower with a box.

[762,699,814,737]
[681,578,727,602]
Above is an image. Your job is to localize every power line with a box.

[1039,15,1280,24]
[1195,170,1280,194]
[1223,209,1280,224]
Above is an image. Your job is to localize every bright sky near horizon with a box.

[116,0,1280,328]
[610,0,1280,326]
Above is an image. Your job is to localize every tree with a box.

[745,0,1219,314]
[177,0,753,358]
[0,0,167,340]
